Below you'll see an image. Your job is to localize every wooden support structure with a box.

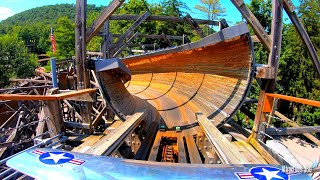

[36,89,65,138]
[161,33,173,47]
[113,11,151,53]
[196,113,248,164]
[85,110,145,155]
[76,0,93,133]
[231,0,272,52]
[108,34,184,40]
[251,0,283,141]
[282,0,320,75]
[274,111,320,146]
[184,14,205,38]
[184,130,202,164]
[113,31,140,57]
[86,0,125,43]
[0,89,97,101]
[177,133,187,163]
[109,14,219,26]
[266,126,320,136]
[148,131,162,161]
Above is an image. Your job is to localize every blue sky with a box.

[0,0,300,24]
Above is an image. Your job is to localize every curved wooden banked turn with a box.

[97,23,254,134]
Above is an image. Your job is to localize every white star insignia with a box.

[255,168,284,180]
[42,153,71,163]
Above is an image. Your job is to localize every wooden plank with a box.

[148,131,162,161]
[249,138,279,164]
[0,89,97,101]
[232,141,267,164]
[231,0,271,51]
[92,106,107,127]
[86,0,125,43]
[266,94,320,107]
[196,113,248,164]
[113,11,150,52]
[72,135,103,153]
[266,126,320,136]
[64,121,90,129]
[85,110,145,155]
[282,0,320,75]
[184,130,202,164]
[268,0,283,79]
[184,14,205,38]
[108,34,184,40]
[113,31,141,57]
[275,111,320,146]
[177,133,187,163]
[161,33,173,46]
[9,78,52,84]
[109,15,219,26]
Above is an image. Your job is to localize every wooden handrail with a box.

[265,93,320,107]
[0,89,97,101]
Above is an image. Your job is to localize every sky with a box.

[0,0,300,24]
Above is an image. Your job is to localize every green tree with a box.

[278,0,320,127]
[0,34,38,87]
[54,16,75,58]
[194,0,225,20]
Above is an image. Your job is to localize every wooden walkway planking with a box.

[232,141,267,164]
[72,120,124,153]
[196,113,249,164]
[184,130,202,164]
[84,110,145,155]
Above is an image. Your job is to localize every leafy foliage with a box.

[0,34,38,87]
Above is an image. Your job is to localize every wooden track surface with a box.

[97,23,254,135]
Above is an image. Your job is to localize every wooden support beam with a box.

[0,85,52,93]
[274,111,320,146]
[36,89,65,138]
[249,138,279,164]
[86,0,125,43]
[9,79,52,84]
[266,93,320,108]
[64,121,90,129]
[113,31,140,57]
[231,0,271,51]
[113,11,151,53]
[0,89,97,101]
[196,113,248,164]
[184,14,205,38]
[148,131,162,161]
[219,19,229,30]
[109,34,184,40]
[76,0,93,133]
[85,110,145,155]
[161,33,173,46]
[109,15,219,26]
[268,0,283,79]
[92,106,107,127]
[282,0,320,75]
[184,130,202,164]
[177,133,187,163]
[266,126,320,136]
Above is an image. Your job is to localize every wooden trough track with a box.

[97,23,254,140]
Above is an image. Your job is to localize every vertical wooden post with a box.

[75,0,92,133]
[251,0,283,140]
[101,20,110,59]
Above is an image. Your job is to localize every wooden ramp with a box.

[97,23,254,134]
